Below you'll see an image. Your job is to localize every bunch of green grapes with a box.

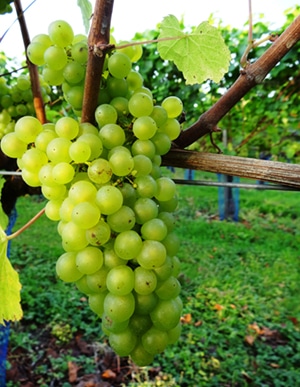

[1,29,185,366]
[0,74,53,140]
[26,20,89,114]
[0,0,13,14]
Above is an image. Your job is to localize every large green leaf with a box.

[77,0,92,34]
[0,227,23,325]
[157,15,231,85]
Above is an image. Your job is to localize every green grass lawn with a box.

[5,169,300,386]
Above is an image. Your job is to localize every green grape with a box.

[137,240,167,269]
[61,221,89,251]
[102,313,129,334]
[86,266,109,293]
[106,77,128,98]
[134,266,157,295]
[32,33,52,48]
[48,20,74,48]
[133,154,153,177]
[88,292,107,315]
[52,162,75,184]
[17,75,31,91]
[129,44,143,62]
[109,97,129,118]
[45,198,64,221]
[86,219,111,247]
[21,169,41,187]
[71,41,88,64]
[167,322,182,345]
[114,230,143,260]
[1,94,13,109]
[103,248,126,268]
[95,103,118,127]
[38,163,56,186]
[129,341,154,366]
[56,251,83,282]
[171,256,181,278]
[35,128,57,152]
[108,52,132,79]
[106,205,136,233]
[109,327,137,357]
[106,265,135,295]
[44,45,67,70]
[65,85,84,110]
[1,132,27,158]
[42,66,64,86]
[63,61,85,84]
[15,104,27,116]
[75,246,104,275]
[77,133,103,160]
[103,292,135,323]
[155,177,177,201]
[129,313,152,336]
[159,118,181,140]
[99,123,125,149]
[150,297,182,331]
[21,148,48,172]
[161,96,183,118]
[71,201,101,229]
[27,42,47,65]
[150,132,171,155]
[41,183,66,200]
[132,116,157,140]
[128,92,153,117]
[131,139,156,159]
[109,148,134,176]
[55,116,79,140]
[69,140,91,163]
[142,326,169,355]
[95,185,123,215]
[158,194,178,212]
[155,276,181,300]
[154,256,174,281]
[46,137,72,163]
[78,122,99,136]
[117,182,137,208]
[150,105,168,127]
[133,197,158,224]
[15,116,43,144]
[134,292,158,315]
[141,218,168,241]
[68,180,97,204]
[126,70,144,91]
[157,211,176,232]
[162,231,180,256]
[59,197,75,222]
[134,175,157,198]
[87,158,112,184]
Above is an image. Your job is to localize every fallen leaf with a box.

[270,363,280,368]
[194,320,202,327]
[68,361,79,383]
[102,369,116,379]
[180,313,192,324]
[213,304,224,311]
[245,335,256,345]
[248,322,263,335]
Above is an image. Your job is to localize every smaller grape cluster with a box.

[1,30,184,366]
[0,74,52,140]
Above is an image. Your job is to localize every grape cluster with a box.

[1,21,185,366]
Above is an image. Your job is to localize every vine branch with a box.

[81,0,114,124]
[7,207,45,240]
[174,14,300,149]
[14,0,47,124]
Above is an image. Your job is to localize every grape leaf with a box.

[0,228,23,325]
[77,0,93,33]
[157,15,231,85]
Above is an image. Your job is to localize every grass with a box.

[4,168,300,386]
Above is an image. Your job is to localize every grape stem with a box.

[7,207,45,241]
[81,0,114,124]
[13,0,47,124]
